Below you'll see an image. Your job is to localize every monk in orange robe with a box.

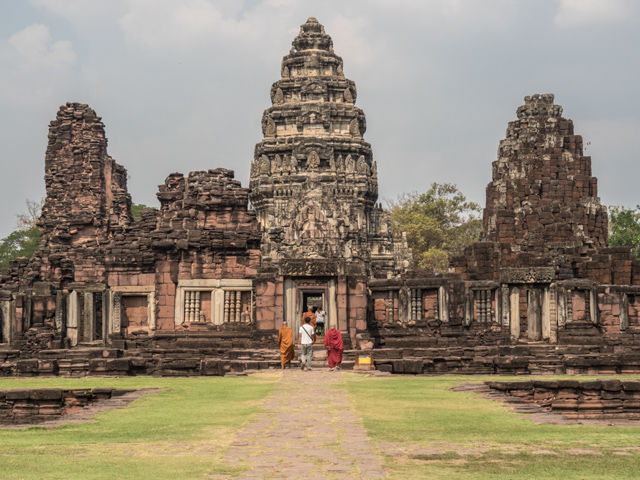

[324,324,344,370]
[278,321,295,369]
[302,306,316,329]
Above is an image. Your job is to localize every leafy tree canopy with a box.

[131,203,154,221]
[609,205,640,260]
[388,183,482,273]
[0,199,43,272]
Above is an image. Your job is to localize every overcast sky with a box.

[0,0,639,238]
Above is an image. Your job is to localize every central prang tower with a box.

[250,17,409,277]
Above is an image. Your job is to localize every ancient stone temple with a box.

[250,17,411,344]
[0,18,639,377]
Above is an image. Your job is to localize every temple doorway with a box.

[284,278,338,341]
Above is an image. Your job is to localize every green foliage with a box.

[389,183,482,273]
[0,225,41,271]
[131,203,152,221]
[609,205,640,259]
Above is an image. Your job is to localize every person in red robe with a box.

[323,324,344,370]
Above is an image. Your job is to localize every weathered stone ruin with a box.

[0,18,639,377]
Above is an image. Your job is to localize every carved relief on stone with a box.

[290,154,298,173]
[356,155,369,175]
[343,88,353,103]
[265,117,276,137]
[259,155,271,175]
[329,155,336,172]
[307,151,320,171]
[336,155,344,172]
[112,291,122,332]
[349,118,360,137]
[250,159,258,176]
[345,155,355,173]
[371,161,378,178]
[337,62,344,76]
[500,267,555,284]
[282,65,289,78]
[272,154,282,173]
[274,88,284,105]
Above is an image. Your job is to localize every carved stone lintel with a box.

[280,259,341,276]
[501,267,555,284]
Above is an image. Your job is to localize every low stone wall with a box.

[372,345,640,375]
[0,387,132,425]
[485,379,640,420]
[0,347,358,377]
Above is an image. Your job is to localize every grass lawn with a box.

[0,375,276,480]
[344,374,640,480]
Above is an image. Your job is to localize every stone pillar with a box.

[590,289,598,325]
[55,292,65,333]
[148,291,157,330]
[83,292,94,342]
[548,285,558,344]
[557,287,567,327]
[398,286,409,323]
[541,286,550,341]
[328,278,338,330]
[527,289,541,341]
[463,287,472,326]
[67,291,79,347]
[213,288,224,325]
[510,287,520,342]
[501,285,510,327]
[438,286,449,323]
[0,299,12,344]
[620,293,629,331]
[111,291,122,334]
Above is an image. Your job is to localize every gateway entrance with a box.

[284,278,337,340]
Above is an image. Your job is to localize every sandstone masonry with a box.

[0,18,639,377]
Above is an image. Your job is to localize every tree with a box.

[388,183,482,273]
[131,203,151,221]
[609,205,640,260]
[0,199,43,272]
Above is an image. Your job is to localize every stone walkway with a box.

[217,370,387,479]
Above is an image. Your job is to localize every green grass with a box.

[344,374,640,480]
[0,375,276,480]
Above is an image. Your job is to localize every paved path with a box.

[217,370,387,479]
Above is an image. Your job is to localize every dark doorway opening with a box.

[303,292,323,312]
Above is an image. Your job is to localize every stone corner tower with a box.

[482,93,608,254]
[249,17,410,277]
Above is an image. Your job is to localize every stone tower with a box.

[249,17,409,277]
[482,93,608,253]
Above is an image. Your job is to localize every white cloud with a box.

[8,24,76,69]
[118,0,248,52]
[30,0,122,24]
[554,0,632,28]
[0,24,76,106]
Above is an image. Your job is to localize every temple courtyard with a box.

[1,372,639,480]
